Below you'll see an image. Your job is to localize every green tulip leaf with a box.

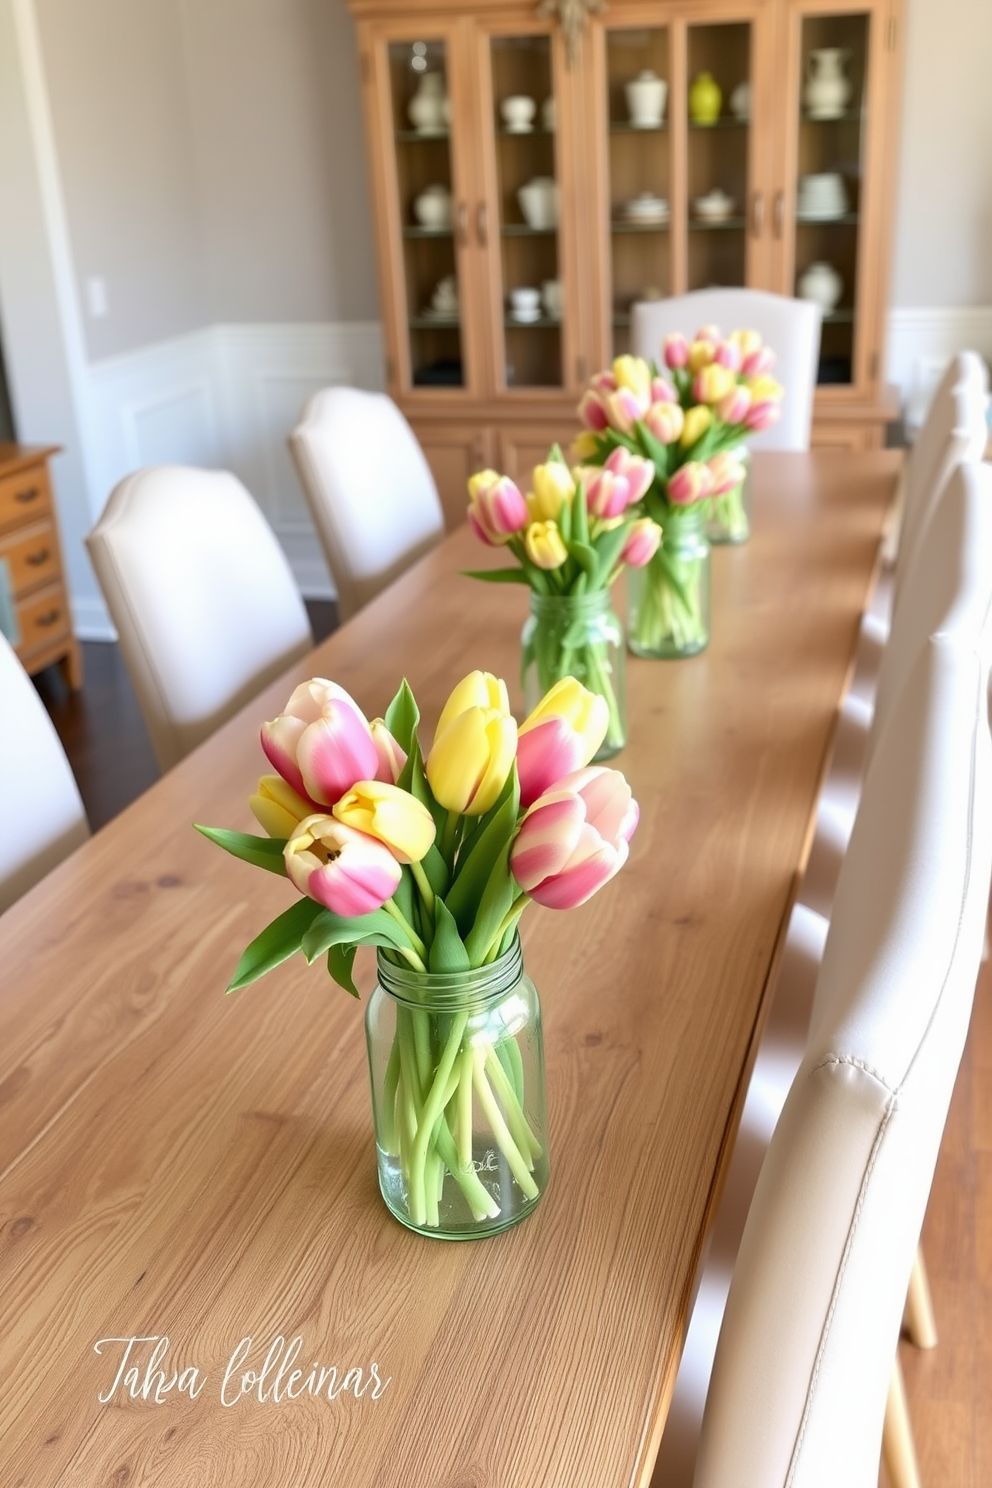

[547,441,567,466]
[226,898,324,991]
[446,789,520,939]
[463,841,518,966]
[592,524,632,587]
[571,485,590,548]
[194,825,289,877]
[384,678,420,757]
[566,539,598,578]
[327,942,360,998]
[301,906,409,963]
[428,898,471,973]
[635,421,674,481]
[460,568,533,584]
[557,492,573,544]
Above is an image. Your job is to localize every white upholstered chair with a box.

[86,466,313,773]
[0,633,89,914]
[692,634,992,1488]
[288,388,445,622]
[630,288,822,450]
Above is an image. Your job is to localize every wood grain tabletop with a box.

[0,450,898,1488]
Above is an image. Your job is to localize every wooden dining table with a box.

[0,449,898,1488]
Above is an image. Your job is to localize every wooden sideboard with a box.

[348,0,905,522]
[0,442,82,688]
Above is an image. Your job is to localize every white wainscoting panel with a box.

[886,307,992,435]
[78,321,385,631]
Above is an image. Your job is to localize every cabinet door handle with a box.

[456,201,469,248]
[14,486,40,504]
[476,202,488,248]
[26,547,51,566]
[751,191,764,238]
[774,191,785,239]
[36,608,62,627]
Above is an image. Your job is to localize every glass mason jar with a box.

[521,589,626,758]
[706,446,751,545]
[365,935,548,1240]
[626,503,711,658]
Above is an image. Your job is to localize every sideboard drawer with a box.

[0,463,53,533]
[15,582,70,658]
[0,520,61,595]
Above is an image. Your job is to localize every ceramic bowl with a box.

[623,193,669,223]
[413,185,452,230]
[501,95,536,133]
[693,191,734,221]
[510,287,541,314]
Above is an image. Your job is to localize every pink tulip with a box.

[585,447,654,517]
[707,452,747,496]
[578,388,610,431]
[510,766,639,910]
[717,384,752,424]
[745,399,781,432]
[590,369,618,394]
[663,333,689,370]
[261,678,378,808]
[370,718,407,784]
[651,374,678,405]
[468,471,528,545]
[742,346,776,378]
[643,400,685,445]
[285,815,401,917]
[604,385,649,435]
[695,323,721,344]
[713,340,742,372]
[516,680,609,809]
[620,517,662,568]
[667,461,714,505]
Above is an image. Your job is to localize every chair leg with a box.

[902,1244,938,1349]
[883,1358,921,1488]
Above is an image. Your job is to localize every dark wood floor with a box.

[32,600,337,831]
[32,602,990,1482]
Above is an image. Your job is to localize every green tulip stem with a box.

[384,898,428,963]
[408,1008,469,1225]
[410,859,436,920]
[481,894,530,964]
[472,1049,539,1200]
[484,1047,542,1164]
[441,808,460,866]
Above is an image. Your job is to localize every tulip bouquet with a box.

[197,669,637,1237]
[576,331,783,657]
[464,446,662,756]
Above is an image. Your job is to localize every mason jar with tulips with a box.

[197,669,638,1239]
[465,449,661,754]
[575,333,783,657]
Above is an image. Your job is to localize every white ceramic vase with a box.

[803,49,851,120]
[798,261,843,313]
[625,70,667,128]
[408,73,448,134]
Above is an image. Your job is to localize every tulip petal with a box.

[529,826,623,909]
[260,715,309,798]
[296,704,379,807]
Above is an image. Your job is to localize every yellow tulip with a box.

[249,774,315,838]
[680,404,713,447]
[688,338,716,373]
[730,328,763,359]
[426,707,518,817]
[332,780,436,864]
[435,671,510,743]
[572,430,601,461]
[524,520,568,570]
[694,363,737,405]
[747,374,785,404]
[521,677,609,750]
[612,354,653,404]
[467,468,501,502]
[529,461,575,522]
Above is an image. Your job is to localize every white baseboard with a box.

[885,306,992,432]
[72,593,117,642]
[81,320,386,609]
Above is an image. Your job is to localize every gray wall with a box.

[890,0,992,307]
[34,0,378,362]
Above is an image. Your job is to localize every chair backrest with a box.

[0,633,89,914]
[868,460,992,767]
[893,354,988,611]
[288,388,445,622]
[694,635,992,1488]
[86,465,313,773]
[630,289,822,451]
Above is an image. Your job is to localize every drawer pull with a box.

[14,486,40,504]
[26,548,51,566]
[36,608,62,627]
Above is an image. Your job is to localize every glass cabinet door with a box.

[685,20,755,292]
[788,10,870,388]
[603,26,672,358]
[486,33,564,390]
[386,37,467,391]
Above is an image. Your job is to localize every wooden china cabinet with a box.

[347,0,904,524]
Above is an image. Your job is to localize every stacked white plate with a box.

[797,172,848,220]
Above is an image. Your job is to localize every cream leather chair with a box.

[0,633,89,914]
[630,289,822,450]
[694,633,992,1488]
[86,466,313,773]
[289,388,445,622]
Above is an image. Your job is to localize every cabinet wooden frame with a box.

[349,0,904,503]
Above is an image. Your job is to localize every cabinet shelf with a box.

[689,216,746,231]
[800,108,864,124]
[688,116,748,130]
[403,226,454,238]
[497,126,555,138]
[410,316,461,330]
[395,128,451,142]
[501,223,558,237]
[612,220,670,233]
[504,317,561,330]
[795,212,859,226]
[609,121,668,134]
